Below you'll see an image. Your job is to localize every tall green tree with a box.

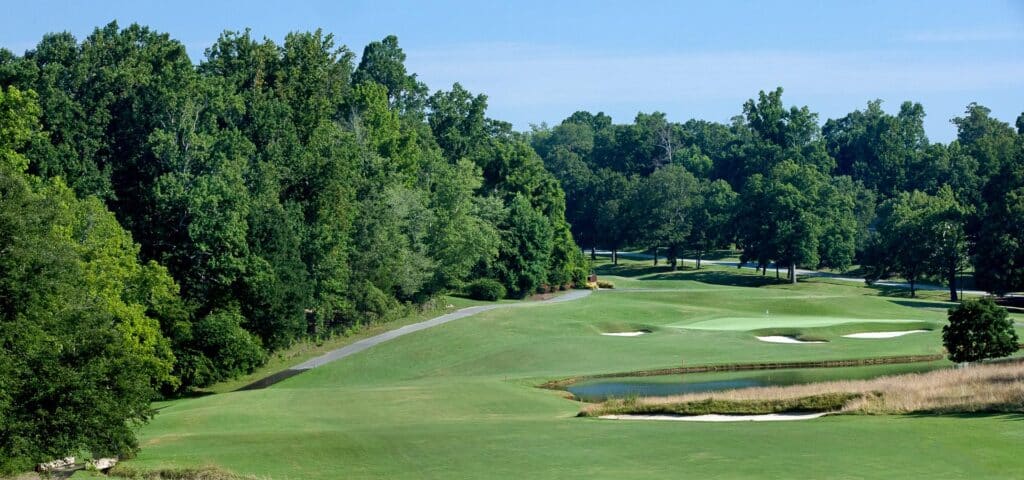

[864,187,968,300]
[1,87,176,471]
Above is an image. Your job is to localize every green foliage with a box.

[496,195,554,297]
[0,166,174,472]
[864,187,968,299]
[2,24,584,402]
[465,279,507,301]
[942,298,1018,363]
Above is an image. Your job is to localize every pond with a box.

[566,361,949,402]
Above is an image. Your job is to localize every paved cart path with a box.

[238,289,592,390]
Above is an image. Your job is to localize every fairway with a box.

[123,261,1024,479]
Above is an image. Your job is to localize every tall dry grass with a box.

[582,360,1024,416]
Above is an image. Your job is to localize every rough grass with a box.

[581,360,1024,417]
[107,465,262,480]
[580,393,860,416]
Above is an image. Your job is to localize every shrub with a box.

[466,278,506,301]
[596,280,615,289]
[942,297,1019,363]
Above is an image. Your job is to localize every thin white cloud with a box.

[903,29,1024,43]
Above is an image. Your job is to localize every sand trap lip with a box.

[842,330,929,339]
[601,331,650,337]
[755,335,826,344]
[599,413,828,422]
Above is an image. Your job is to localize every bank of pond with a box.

[566,361,949,402]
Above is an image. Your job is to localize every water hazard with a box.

[566,361,947,402]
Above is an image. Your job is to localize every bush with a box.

[596,280,615,289]
[942,297,1019,363]
[466,278,506,301]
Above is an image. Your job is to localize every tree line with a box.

[531,89,1024,299]
[0,24,585,471]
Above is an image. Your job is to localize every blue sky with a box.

[3,0,1023,141]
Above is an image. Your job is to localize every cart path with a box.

[237,289,592,390]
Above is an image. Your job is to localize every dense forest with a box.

[0,23,585,471]
[532,91,1024,299]
[1,20,1022,473]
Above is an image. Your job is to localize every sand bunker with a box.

[842,330,929,339]
[599,413,828,422]
[755,335,826,344]
[601,331,650,337]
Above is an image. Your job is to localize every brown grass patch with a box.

[581,359,1024,417]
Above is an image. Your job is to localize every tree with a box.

[496,194,554,297]
[1,87,176,470]
[353,35,427,114]
[942,298,1018,363]
[864,187,968,299]
[592,169,637,265]
[688,179,737,268]
[637,165,698,270]
[974,147,1024,295]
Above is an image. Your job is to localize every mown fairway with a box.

[126,260,1024,479]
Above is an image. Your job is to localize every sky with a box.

[3,0,1023,141]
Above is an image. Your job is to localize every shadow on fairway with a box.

[595,262,788,288]
[681,270,786,288]
[594,263,678,278]
[160,390,217,402]
[866,284,919,298]
[888,299,957,310]
[236,368,307,391]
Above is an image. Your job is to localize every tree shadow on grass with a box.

[888,299,957,310]
[674,270,787,288]
[865,284,918,298]
[594,263,678,278]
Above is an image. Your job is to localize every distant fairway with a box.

[122,260,1024,479]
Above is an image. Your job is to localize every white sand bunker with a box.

[599,413,828,422]
[601,331,650,337]
[755,335,826,344]
[842,330,929,339]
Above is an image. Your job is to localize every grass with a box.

[192,295,495,394]
[582,360,1024,417]
[123,258,1024,479]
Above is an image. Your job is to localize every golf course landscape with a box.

[118,258,1024,479]
[4,6,1024,478]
